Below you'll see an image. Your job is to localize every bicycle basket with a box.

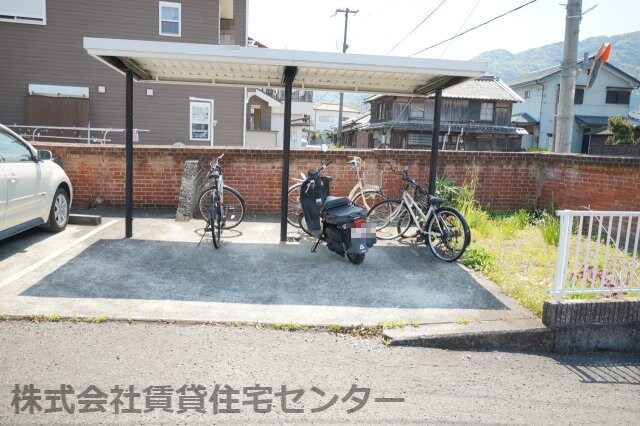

[362,167,383,192]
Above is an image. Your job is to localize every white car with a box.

[0,124,72,240]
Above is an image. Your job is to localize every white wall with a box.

[271,101,315,147]
[313,109,360,132]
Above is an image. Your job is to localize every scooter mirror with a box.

[321,143,329,152]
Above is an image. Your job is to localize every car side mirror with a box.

[37,150,53,161]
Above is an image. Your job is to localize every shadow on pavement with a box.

[553,354,640,385]
[22,238,507,310]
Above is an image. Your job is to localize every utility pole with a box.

[335,8,358,145]
[554,0,582,153]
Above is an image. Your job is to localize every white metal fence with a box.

[551,210,640,299]
[8,125,149,144]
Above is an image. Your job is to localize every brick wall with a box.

[33,142,640,214]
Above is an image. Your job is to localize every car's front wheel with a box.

[46,188,69,232]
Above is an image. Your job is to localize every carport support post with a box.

[280,66,298,242]
[125,69,133,238]
[428,87,443,195]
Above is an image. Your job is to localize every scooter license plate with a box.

[350,225,376,251]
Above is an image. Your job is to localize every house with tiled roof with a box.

[345,76,526,150]
[508,59,640,153]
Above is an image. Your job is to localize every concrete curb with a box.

[384,322,640,353]
[383,319,553,351]
[69,214,102,226]
[386,327,554,351]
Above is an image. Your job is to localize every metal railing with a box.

[8,125,149,144]
[551,210,640,299]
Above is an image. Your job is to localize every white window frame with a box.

[480,102,494,122]
[524,90,531,99]
[190,100,213,143]
[0,0,47,25]
[159,1,181,37]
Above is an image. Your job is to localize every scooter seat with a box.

[324,203,366,225]
[323,196,351,210]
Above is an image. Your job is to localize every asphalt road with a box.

[0,321,638,425]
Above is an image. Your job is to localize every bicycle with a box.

[287,156,386,228]
[367,166,471,262]
[197,155,247,247]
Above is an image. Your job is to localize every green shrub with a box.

[528,147,550,152]
[539,216,560,246]
[462,246,494,272]
[435,177,459,205]
[454,180,480,218]
[607,116,638,145]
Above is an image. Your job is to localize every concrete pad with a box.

[0,210,537,327]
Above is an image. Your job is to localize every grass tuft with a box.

[271,322,310,332]
[86,315,108,324]
[380,320,407,329]
[462,246,494,272]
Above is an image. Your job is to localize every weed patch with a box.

[86,315,108,324]
[380,320,407,329]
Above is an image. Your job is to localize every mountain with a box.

[473,31,640,110]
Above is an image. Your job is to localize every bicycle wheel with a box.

[425,207,470,262]
[287,184,303,227]
[221,186,246,229]
[199,186,246,229]
[350,190,386,211]
[210,194,221,249]
[367,199,412,240]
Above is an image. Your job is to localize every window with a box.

[407,133,432,146]
[377,103,387,121]
[574,87,584,105]
[409,100,425,119]
[318,115,334,123]
[190,101,211,141]
[159,2,181,37]
[480,102,494,121]
[524,90,531,99]
[0,131,34,162]
[0,0,46,25]
[249,105,262,130]
[606,89,630,105]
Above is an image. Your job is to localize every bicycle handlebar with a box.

[319,160,333,171]
[347,156,362,166]
[209,153,225,170]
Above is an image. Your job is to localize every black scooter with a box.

[299,160,376,264]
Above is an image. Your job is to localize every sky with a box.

[247,0,640,60]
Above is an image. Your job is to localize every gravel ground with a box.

[0,321,638,425]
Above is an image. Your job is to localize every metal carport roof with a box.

[84,38,486,95]
[83,37,487,240]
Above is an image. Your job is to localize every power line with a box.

[411,0,538,56]
[386,0,447,55]
[439,0,481,58]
